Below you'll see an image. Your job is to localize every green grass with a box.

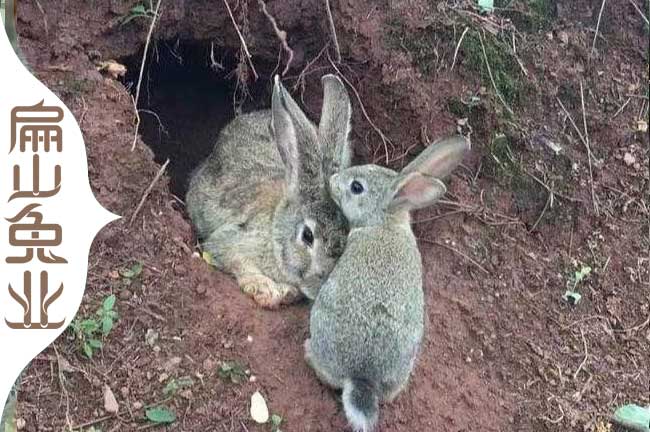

[495,0,557,32]
[461,31,529,108]
[70,294,118,358]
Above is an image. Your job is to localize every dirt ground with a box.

[10,0,649,431]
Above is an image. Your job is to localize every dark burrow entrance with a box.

[120,41,274,198]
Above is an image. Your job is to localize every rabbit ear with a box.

[402,136,470,179]
[318,74,352,177]
[389,172,447,211]
[271,75,321,197]
[272,75,301,196]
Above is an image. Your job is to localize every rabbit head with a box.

[271,75,352,299]
[329,136,470,228]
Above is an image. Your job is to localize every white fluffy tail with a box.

[342,378,379,432]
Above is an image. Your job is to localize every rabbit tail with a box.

[342,378,379,432]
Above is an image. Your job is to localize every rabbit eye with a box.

[350,180,364,195]
[301,226,314,247]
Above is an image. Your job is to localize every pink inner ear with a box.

[397,175,430,199]
[393,173,446,210]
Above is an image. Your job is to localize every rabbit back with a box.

[186,110,285,240]
[309,224,424,387]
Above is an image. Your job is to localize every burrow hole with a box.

[119,40,276,198]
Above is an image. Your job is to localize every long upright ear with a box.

[318,74,352,177]
[272,75,300,196]
[389,172,447,212]
[402,136,470,179]
[271,75,321,198]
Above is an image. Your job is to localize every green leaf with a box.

[217,361,247,384]
[80,319,99,333]
[119,262,143,279]
[145,407,177,424]
[162,377,194,395]
[163,380,179,395]
[271,414,283,428]
[613,404,650,432]
[130,4,147,14]
[562,290,582,305]
[83,342,94,358]
[478,0,494,12]
[574,266,592,284]
[102,317,114,335]
[88,339,103,349]
[103,294,116,311]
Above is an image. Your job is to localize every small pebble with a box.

[203,358,215,371]
[16,418,26,430]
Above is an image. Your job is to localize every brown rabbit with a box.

[186,75,352,307]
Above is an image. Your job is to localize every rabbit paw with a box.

[239,275,300,308]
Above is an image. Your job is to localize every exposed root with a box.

[257,0,294,76]
[324,0,342,63]
[131,0,163,151]
[291,44,329,100]
[224,0,259,81]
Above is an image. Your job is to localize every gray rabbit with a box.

[305,136,470,431]
[185,75,352,308]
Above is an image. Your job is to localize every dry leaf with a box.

[623,153,636,166]
[250,391,269,424]
[104,384,119,414]
[97,60,127,79]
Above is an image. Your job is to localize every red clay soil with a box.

[11,0,649,431]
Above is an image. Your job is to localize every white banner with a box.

[0,23,119,414]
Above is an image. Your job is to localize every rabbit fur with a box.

[305,136,471,431]
[186,75,352,307]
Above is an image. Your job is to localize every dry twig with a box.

[131,0,162,151]
[70,415,114,431]
[53,345,72,430]
[591,0,608,55]
[324,0,342,63]
[627,0,650,25]
[450,26,469,71]
[573,327,589,379]
[257,0,294,76]
[130,159,170,225]
[580,81,599,216]
[421,238,490,275]
[224,0,259,81]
